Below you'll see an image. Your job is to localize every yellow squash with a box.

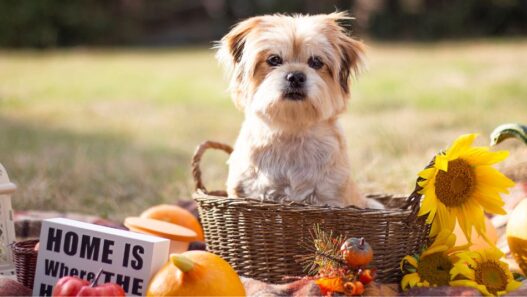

[146,251,246,296]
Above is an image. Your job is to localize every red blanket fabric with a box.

[242,278,400,297]
[242,277,527,296]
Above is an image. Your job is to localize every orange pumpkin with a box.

[146,251,245,296]
[506,198,527,276]
[340,238,373,267]
[454,216,498,250]
[141,204,204,241]
[125,217,197,253]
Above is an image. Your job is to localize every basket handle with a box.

[191,141,233,194]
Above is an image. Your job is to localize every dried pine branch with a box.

[301,224,347,275]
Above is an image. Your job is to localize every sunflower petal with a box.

[432,230,455,247]
[418,193,438,223]
[422,246,448,257]
[428,203,455,238]
[506,279,522,292]
[472,188,507,215]
[451,262,475,279]
[454,200,485,244]
[485,247,504,260]
[475,166,516,192]
[466,199,487,240]
[451,280,492,296]
[445,232,456,248]
[437,202,456,233]
[422,231,455,256]
[401,273,420,290]
[419,167,437,180]
[435,154,449,172]
[456,251,478,267]
[401,255,418,271]
[462,148,510,166]
[446,134,478,160]
[429,219,441,237]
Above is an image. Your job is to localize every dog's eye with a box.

[266,55,283,67]
[308,56,324,70]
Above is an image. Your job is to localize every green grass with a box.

[1,40,526,220]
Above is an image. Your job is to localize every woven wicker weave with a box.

[12,239,39,289]
[192,141,430,284]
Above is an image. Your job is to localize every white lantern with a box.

[0,163,16,278]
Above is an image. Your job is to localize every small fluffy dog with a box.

[216,12,383,208]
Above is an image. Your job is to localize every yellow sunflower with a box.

[400,231,457,290]
[450,248,522,296]
[417,133,514,241]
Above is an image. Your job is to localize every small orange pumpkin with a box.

[340,238,373,267]
[141,204,204,241]
[146,251,245,296]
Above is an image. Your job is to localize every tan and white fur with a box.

[216,12,383,208]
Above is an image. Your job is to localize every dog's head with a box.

[216,12,365,129]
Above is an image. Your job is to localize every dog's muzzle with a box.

[283,71,306,100]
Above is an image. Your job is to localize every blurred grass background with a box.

[1,40,526,220]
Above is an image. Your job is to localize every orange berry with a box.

[359,269,374,285]
[353,281,365,295]
[343,282,356,296]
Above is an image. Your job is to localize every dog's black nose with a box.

[285,71,306,88]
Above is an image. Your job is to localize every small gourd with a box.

[146,251,245,296]
[340,237,373,267]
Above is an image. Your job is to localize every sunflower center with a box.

[434,159,475,207]
[475,261,508,295]
[417,252,453,286]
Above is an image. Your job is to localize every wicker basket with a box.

[11,239,39,289]
[192,141,430,284]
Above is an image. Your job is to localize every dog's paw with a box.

[366,198,385,209]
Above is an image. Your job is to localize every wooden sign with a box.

[0,163,17,279]
[33,218,170,296]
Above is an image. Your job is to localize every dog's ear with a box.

[326,12,366,94]
[337,36,365,93]
[216,17,261,74]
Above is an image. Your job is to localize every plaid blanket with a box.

[242,277,527,297]
[242,278,400,297]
